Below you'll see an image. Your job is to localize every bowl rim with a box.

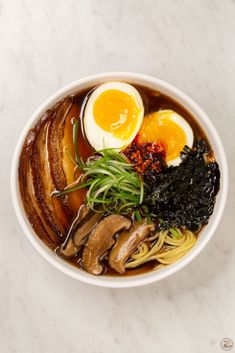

[11,71,228,288]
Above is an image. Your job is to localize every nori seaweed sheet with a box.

[144,140,220,230]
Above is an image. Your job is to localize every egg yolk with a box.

[138,111,187,162]
[93,89,140,140]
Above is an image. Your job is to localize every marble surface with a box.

[0,0,235,352]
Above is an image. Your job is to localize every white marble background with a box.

[0,0,235,352]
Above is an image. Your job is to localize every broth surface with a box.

[18,83,215,276]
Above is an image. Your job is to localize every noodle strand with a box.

[125,229,197,269]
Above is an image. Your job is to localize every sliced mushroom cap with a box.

[57,205,102,258]
[109,220,155,274]
[82,214,132,275]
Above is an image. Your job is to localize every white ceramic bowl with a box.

[11,72,228,288]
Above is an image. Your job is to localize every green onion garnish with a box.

[169,227,181,239]
[55,147,144,214]
[134,209,142,224]
[72,119,84,170]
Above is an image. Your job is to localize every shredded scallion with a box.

[55,148,144,214]
[72,119,85,170]
[169,227,182,239]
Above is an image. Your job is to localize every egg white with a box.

[162,110,194,166]
[83,82,144,151]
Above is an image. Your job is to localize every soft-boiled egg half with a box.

[138,110,194,166]
[83,82,144,150]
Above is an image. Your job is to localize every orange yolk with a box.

[138,111,187,162]
[93,89,140,140]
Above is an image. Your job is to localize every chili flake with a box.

[123,140,166,176]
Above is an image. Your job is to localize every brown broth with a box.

[67,254,157,277]
[58,83,211,276]
[19,82,213,277]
